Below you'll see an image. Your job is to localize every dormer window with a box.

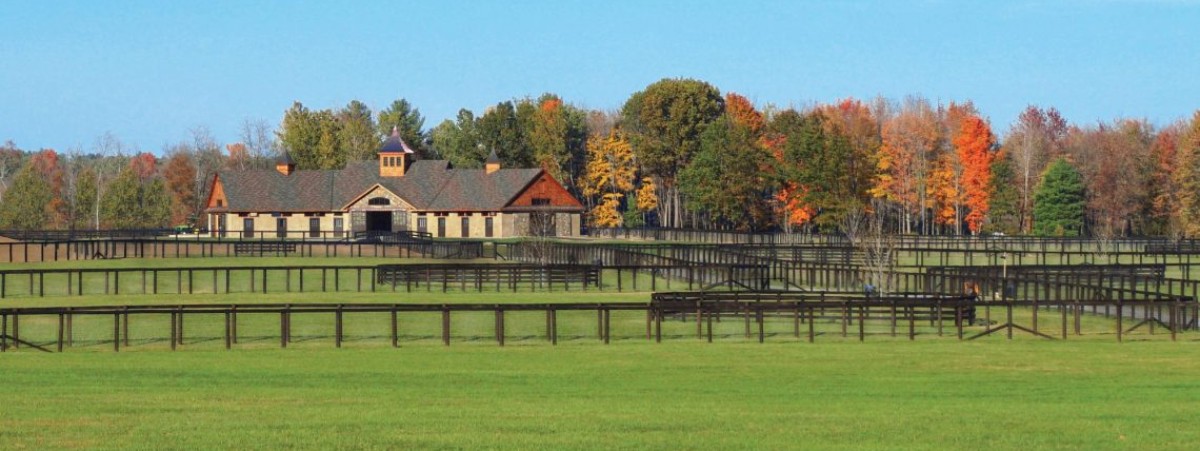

[368,197,391,206]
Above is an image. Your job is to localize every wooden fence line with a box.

[0,263,780,298]
[2,292,1194,353]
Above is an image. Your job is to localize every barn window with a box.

[368,197,391,206]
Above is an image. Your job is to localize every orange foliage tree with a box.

[164,152,198,225]
[953,115,996,233]
[30,149,67,228]
[872,98,941,234]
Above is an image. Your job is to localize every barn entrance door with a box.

[366,211,393,232]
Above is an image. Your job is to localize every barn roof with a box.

[210,160,558,213]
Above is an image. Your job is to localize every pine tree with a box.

[1032,158,1086,236]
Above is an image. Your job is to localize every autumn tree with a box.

[164,151,198,225]
[226,143,250,170]
[634,177,658,227]
[871,97,941,234]
[1064,120,1153,237]
[952,115,996,234]
[1148,124,1182,236]
[621,78,724,227]
[527,94,588,187]
[817,99,881,200]
[579,129,639,228]
[1174,111,1200,237]
[1006,106,1067,233]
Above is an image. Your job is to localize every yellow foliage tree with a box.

[636,177,658,213]
[579,130,636,197]
[580,130,639,228]
[591,193,624,227]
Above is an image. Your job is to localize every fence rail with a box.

[0,263,779,298]
[2,290,1195,353]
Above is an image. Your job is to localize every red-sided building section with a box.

[506,171,584,210]
[206,175,228,210]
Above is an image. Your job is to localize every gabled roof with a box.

[211,160,555,213]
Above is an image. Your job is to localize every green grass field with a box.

[3,251,1198,449]
[3,341,1199,449]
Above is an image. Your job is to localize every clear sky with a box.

[2,0,1198,154]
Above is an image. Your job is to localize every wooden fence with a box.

[0,263,776,298]
[0,239,484,263]
[3,291,1193,353]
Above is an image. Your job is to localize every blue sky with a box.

[2,0,1197,153]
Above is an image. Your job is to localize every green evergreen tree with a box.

[1032,158,1086,236]
[0,163,53,230]
[985,153,1021,234]
[478,101,533,167]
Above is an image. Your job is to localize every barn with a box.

[203,129,584,238]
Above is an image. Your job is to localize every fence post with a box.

[442,306,450,346]
[113,313,120,352]
[391,306,398,348]
[335,305,343,348]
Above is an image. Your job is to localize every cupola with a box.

[379,126,415,177]
[275,151,296,176]
[485,149,502,174]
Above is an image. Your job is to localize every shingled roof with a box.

[210,160,559,213]
[380,126,416,154]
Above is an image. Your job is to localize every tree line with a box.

[3,78,1199,237]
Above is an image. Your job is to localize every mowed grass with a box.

[2,341,1199,450]
[0,257,686,303]
[3,254,1199,449]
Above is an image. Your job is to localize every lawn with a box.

[2,341,1198,449]
[2,249,1197,449]
[0,257,691,302]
